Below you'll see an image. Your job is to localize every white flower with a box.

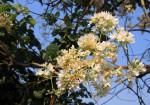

[110,27,135,43]
[56,70,67,91]
[43,70,50,76]
[142,68,146,72]
[56,81,63,89]
[47,63,55,72]
[77,33,98,51]
[128,58,146,76]
[93,64,101,72]
[89,11,119,34]
[96,42,106,51]
[96,41,115,51]
[133,69,139,76]
[77,49,91,57]
[58,70,66,79]
[139,62,146,72]
[35,69,44,76]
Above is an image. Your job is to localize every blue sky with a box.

[14,0,150,105]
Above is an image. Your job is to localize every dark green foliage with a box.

[0,1,94,104]
[43,44,59,60]
[0,2,45,105]
[0,4,11,13]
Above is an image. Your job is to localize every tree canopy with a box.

[0,0,150,105]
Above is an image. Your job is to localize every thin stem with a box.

[123,81,146,105]
[140,0,150,27]
[87,80,99,105]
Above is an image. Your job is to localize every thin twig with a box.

[101,88,127,105]
[123,81,146,105]
[140,0,150,27]
[129,29,150,33]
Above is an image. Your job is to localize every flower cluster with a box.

[35,63,54,78]
[114,58,146,83]
[128,59,146,77]
[0,12,13,32]
[110,26,135,44]
[89,11,119,34]
[35,12,146,98]
[77,33,98,51]
[55,45,117,97]
[56,45,91,71]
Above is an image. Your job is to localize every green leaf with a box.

[33,91,42,99]
[10,42,17,53]
[81,19,88,27]
[47,14,57,25]
[0,4,11,13]
[26,51,33,62]
[21,36,30,43]
[84,28,91,33]
[27,98,32,103]
[59,38,67,43]
[77,99,82,104]
[55,12,60,17]
[26,15,36,26]
[12,3,29,14]
[52,29,59,36]
[43,44,59,60]
[77,11,83,16]
[0,32,5,37]
[68,34,78,41]
[46,44,59,56]
[66,21,72,28]
[28,17,36,26]
[79,30,85,35]
[9,14,17,21]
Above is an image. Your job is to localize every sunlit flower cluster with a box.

[114,58,146,83]
[110,26,135,44]
[77,33,98,51]
[89,11,119,34]
[36,12,146,98]
[0,12,13,32]
[56,46,91,71]
[128,58,146,77]
[35,63,54,78]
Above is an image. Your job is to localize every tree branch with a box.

[123,81,146,105]
[110,0,125,12]
[128,18,145,31]
[129,29,150,33]
[49,95,56,105]
[140,0,150,27]
[12,61,150,78]
[13,61,43,68]
[137,65,150,78]
[115,64,150,78]
[73,0,95,34]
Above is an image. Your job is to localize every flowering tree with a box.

[0,0,150,105]
[36,11,147,104]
